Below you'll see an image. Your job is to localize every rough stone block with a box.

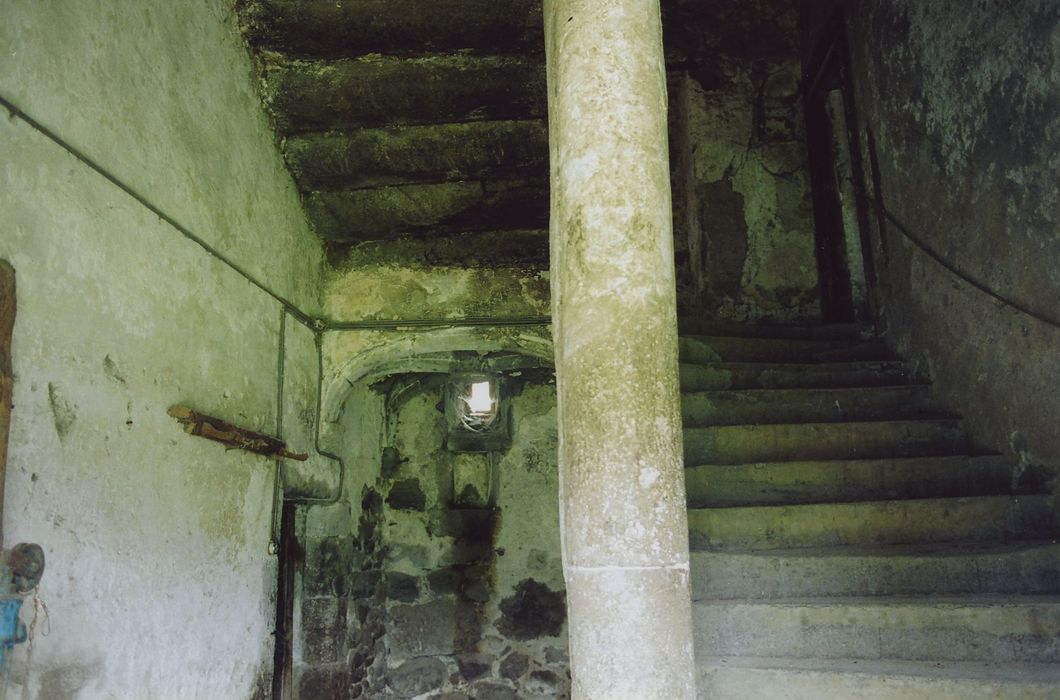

[496,579,565,640]
[527,669,561,695]
[544,646,568,664]
[297,665,348,699]
[301,597,347,664]
[498,651,529,681]
[304,536,356,597]
[453,452,491,508]
[387,478,427,511]
[389,542,433,570]
[305,502,353,539]
[473,682,519,700]
[386,572,421,603]
[349,569,382,599]
[388,657,448,698]
[388,598,458,658]
[456,653,492,682]
[428,566,462,595]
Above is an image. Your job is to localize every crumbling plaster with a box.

[667,0,820,321]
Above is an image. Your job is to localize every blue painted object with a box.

[0,544,45,670]
[0,598,26,669]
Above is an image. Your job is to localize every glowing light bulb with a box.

[466,381,493,414]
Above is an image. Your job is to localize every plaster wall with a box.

[1,0,321,313]
[0,2,324,697]
[802,0,1060,466]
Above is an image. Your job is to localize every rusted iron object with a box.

[0,260,16,547]
[4,543,44,593]
[167,405,308,461]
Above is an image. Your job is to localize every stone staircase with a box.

[234,4,1060,696]
[236,0,549,267]
[678,322,1060,699]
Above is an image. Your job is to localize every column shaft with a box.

[544,1,697,698]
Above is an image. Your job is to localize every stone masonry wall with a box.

[295,369,568,699]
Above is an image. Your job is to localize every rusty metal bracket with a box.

[167,405,307,461]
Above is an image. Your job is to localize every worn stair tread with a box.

[687,494,1058,551]
[683,418,973,465]
[693,595,1060,663]
[680,335,892,363]
[682,384,945,427]
[697,655,1060,682]
[690,541,1060,599]
[696,656,1060,700]
[263,55,546,132]
[284,119,548,189]
[684,454,1022,507]
[679,360,911,391]
[696,540,1060,561]
[694,592,1060,608]
[239,0,543,58]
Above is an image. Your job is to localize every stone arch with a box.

[321,325,553,438]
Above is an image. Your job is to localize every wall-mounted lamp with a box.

[446,375,510,452]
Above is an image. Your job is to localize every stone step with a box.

[679,360,911,392]
[684,454,1017,508]
[284,120,548,189]
[683,419,971,466]
[304,179,548,242]
[682,385,940,427]
[687,495,1058,551]
[335,229,549,268]
[693,596,1060,663]
[679,335,891,364]
[264,55,546,132]
[239,0,543,57]
[678,319,874,341]
[690,542,1060,599]
[696,657,1060,700]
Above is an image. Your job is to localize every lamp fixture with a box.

[446,374,509,452]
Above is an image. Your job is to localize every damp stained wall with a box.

[293,363,567,699]
[802,0,1060,467]
[666,0,821,321]
[0,1,323,697]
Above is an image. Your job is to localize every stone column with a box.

[543,2,697,698]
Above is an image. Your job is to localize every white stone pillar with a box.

[543,1,697,698]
